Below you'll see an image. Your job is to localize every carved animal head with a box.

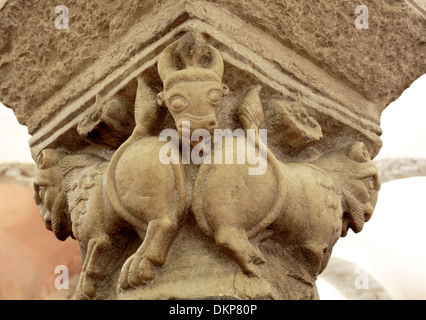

[156,32,229,144]
[314,142,381,236]
[34,149,72,241]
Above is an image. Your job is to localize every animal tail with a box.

[134,76,167,136]
[237,86,288,238]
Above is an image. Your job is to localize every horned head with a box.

[156,31,229,143]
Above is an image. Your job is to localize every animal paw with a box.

[76,272,96,300]
[241,249,266,277]
[118,253,156,290]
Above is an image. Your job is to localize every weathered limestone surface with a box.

[0,0,425,300]
[1,1,425,128]
[0,0,424,158]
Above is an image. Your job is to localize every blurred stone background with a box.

[0,74,425,300]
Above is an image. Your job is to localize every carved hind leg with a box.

[119,216,177,289]
[215,225,266,276]
[77,236,110,300]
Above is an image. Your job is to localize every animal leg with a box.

[77,236,110,300]
[215,225,266,276]
[119,216,177,289]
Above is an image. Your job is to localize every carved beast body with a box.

[192,86,380,278]
[192,139,380,277]
[34,150,128,299]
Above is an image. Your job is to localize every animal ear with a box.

[348,142,370,162]
[157,92,166,107]
[222,84,229,97]
[37,149,63,169]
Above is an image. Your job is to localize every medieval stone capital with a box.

[1,0,425,300]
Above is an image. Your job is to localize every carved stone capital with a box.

[1,0,425,300]
[30,32,382,300]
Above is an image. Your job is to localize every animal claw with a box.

[76,272,96,300]
[118,253,157,290]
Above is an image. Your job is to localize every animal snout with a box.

[179,115,218,135]
[206,119,218,132]
[195,118,218,135]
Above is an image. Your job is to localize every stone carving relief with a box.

[77,95,135,149]
[33,32,380,300]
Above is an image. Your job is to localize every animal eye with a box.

[37,186,46,204]
[365,177,375,192]
[169,97,187,112]
[207,90,222,105]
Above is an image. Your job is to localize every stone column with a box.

[1,0,425,300]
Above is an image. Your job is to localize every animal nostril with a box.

[208,120,217,129]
